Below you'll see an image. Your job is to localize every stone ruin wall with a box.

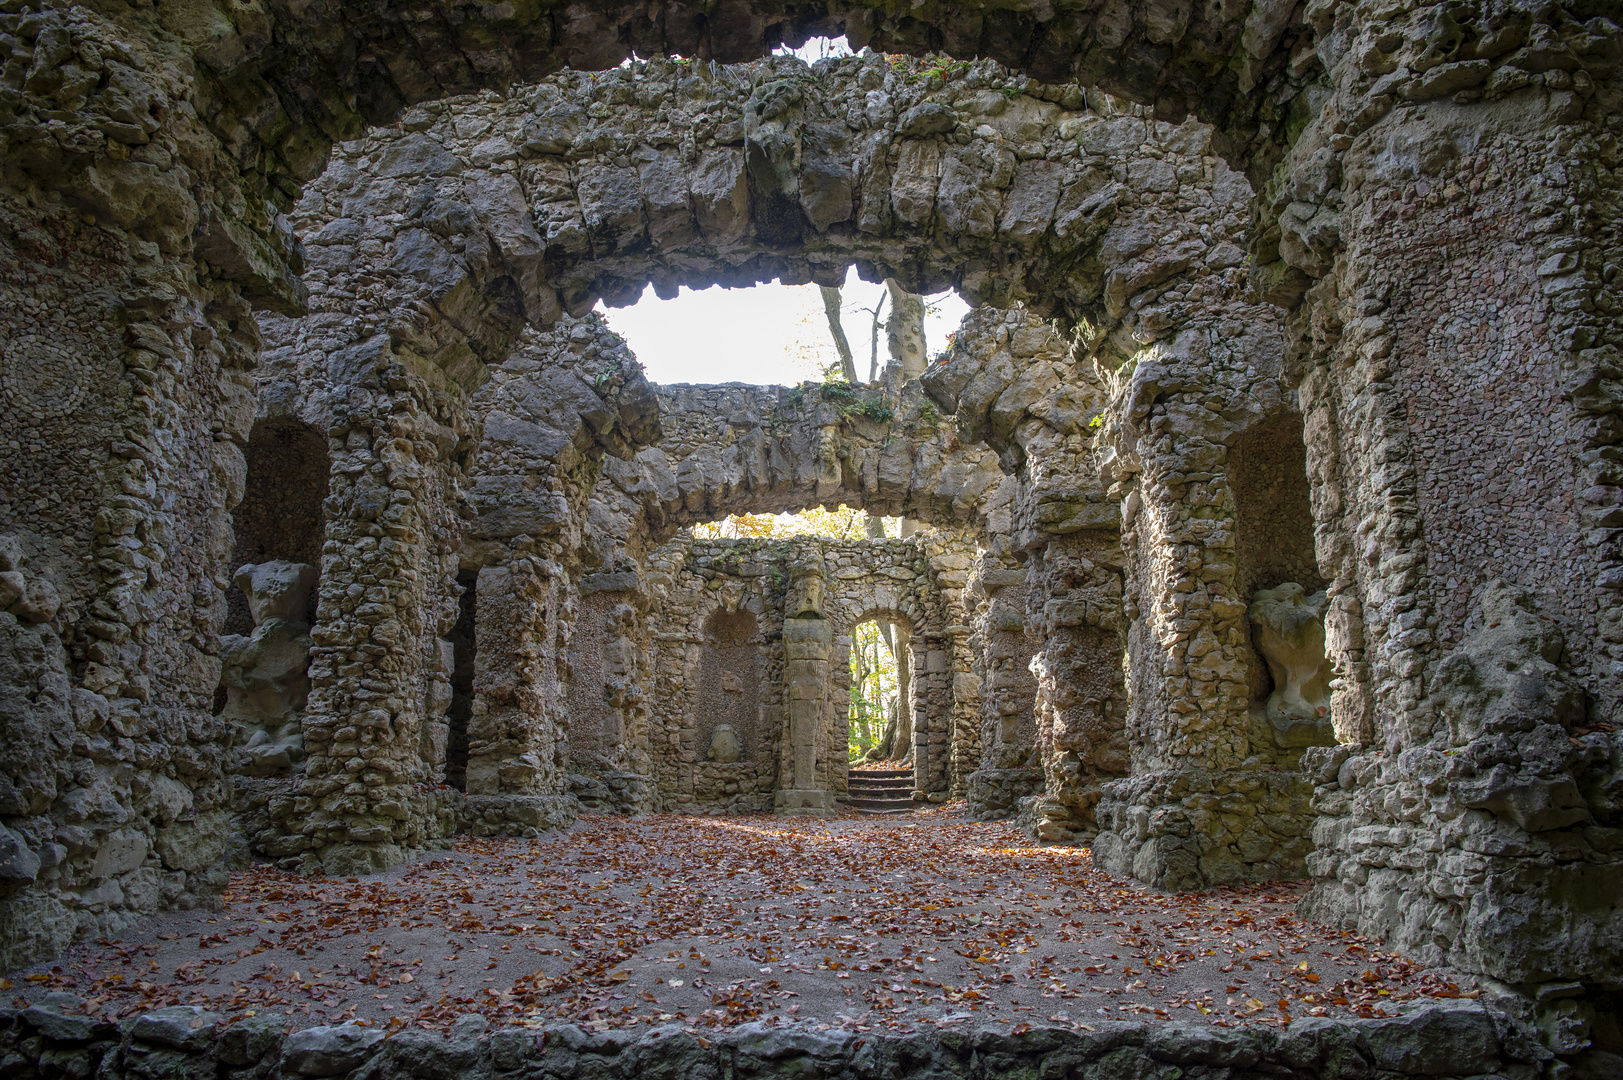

[0,1,1619,1054]
[1287,95,1623,984]
[0,4,275,967]
[636,532,981,815]
[1271,11,1623,989]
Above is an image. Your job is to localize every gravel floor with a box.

[6,809,1478,1035]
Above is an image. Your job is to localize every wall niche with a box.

[225,418,330,636]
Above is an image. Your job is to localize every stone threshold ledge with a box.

[1,997,1554,1079]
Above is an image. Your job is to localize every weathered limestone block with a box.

[1303,583,1623,987]
[1248,583,1335,749]
[235,562,319,625]
[219,561,318,777]
[708,725,741,763]
[967,767,1044,823]
[1431,581,1586,745]
[567,772,653,815]
[1093,767,1316,890]
[220,624,312,777]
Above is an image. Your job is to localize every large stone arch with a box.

[4,0,1621,1005]
[265,54,1261,394]
[93,0,1323,263]
[584,378,1012,564]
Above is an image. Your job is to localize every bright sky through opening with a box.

[597,268,971,386]
[598,36,974,387]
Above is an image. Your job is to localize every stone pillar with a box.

[947,626,983,800]
[1020,531,1130,845]
[910,633,956,798]
[776,617,836,816]
[288,341,473,874]
[964,560,1043,821]
[1090,326,1319,889]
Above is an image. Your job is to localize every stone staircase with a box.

[844,768,916,816]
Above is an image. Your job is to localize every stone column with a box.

[1021,531,1130,845]
[910,632,956,797]
[964,560,1043,821]
[776,617,836,817]
[290,355,460,873]
[1089,323,1319,889]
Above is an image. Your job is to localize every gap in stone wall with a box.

[597,269,968,387]
[847,617,905,763]
[445,571,477,791]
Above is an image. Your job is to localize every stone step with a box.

[846,797,916,811]
[851,806,915,817]
[849,770,912,780]
[848,777,912,790]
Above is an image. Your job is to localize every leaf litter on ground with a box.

[7,808,1476,1036]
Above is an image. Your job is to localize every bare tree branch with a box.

[867,290,888,383]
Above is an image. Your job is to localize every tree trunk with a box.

[872,712,897,762]
[819,285,859,384]
[885,280,928,382]
[893,626,914,764]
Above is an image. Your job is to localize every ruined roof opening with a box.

[774,36,855,64]
[689,507,922,541]
[596,267,968,387]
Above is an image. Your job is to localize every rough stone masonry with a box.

[1,0,1620,1075]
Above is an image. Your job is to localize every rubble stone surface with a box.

[1,0,1620,1068]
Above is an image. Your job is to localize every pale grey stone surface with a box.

[1,0,1619,1049]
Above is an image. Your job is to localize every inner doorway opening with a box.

[846,615,917,817]
[849,617,908,765]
